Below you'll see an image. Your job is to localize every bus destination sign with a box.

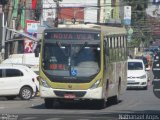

[45,32,100,40]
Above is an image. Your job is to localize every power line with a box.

[3,2,153,11]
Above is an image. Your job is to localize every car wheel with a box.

[20,87,33,100]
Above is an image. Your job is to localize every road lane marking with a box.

[21,117,38,120]
[45,118,62,120]
[78,119,89,120]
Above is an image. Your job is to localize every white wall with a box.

[43,0,56,21]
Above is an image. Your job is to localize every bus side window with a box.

[104,40,109,57]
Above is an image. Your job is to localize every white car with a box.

[127,59,148,90]
[0,64,39,100]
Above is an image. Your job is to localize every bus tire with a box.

[44,98,53,109]
[96,99,106,109]
[111,80,121,104]
[110,95,119,104]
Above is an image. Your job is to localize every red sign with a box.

[49,64,65,70]
[45,32,99,40]
[32,0,37,9]
[25,20,40,34]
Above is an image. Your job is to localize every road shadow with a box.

[31,99,123,110]
[126,88,148,91]
[16,110,160,120]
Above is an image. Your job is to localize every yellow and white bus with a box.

[38,24,128,109]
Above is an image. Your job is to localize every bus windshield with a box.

[42,42,100,78]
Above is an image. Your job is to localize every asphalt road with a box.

[0,70,159,120]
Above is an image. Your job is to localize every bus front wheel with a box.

[96,99,106,109]
[44,98,53,109]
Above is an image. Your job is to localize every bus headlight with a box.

[40,78,50,88]
[90,79,101,89]
[140,74,146,79]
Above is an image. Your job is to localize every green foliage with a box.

[123,0,151,47]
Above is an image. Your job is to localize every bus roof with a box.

[44,24,127,36]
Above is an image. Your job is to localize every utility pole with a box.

[53,0,62,27]
[0,0,8,60]
[1,6,5,60]
[0,5,2,61]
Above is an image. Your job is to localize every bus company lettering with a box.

[51,33,94,40]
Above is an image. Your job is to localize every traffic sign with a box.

[127,27,133,42]
[128,27,133,35]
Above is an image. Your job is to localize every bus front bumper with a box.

[40,86,103,100]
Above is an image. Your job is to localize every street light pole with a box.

[0,0,8,60]
[54,0,62,27]
[1,10,5,60]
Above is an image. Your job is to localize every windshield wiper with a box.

[56,41,68,57]
[73,42,88,58]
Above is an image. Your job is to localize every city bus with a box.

[38,24,128,109]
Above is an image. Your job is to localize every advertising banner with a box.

[26,20,40,34]
[24,38,33,53]
[124,6,131,25]
[25,20,40,53]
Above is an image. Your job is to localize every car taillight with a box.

[37,76,40,81]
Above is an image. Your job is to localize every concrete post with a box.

[1,10,6,60]
[0,5,2,61]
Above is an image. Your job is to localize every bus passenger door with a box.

[0,69,4,95]
[104,40,110,98]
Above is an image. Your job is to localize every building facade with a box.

[43,0,99,23]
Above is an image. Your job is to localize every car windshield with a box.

[42,42,100,77]
[128,62,143,70]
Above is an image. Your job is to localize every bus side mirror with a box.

[35,49,39,57]
[34,43,40,57]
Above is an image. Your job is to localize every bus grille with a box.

[54,91,86,97]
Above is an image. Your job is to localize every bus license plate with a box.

[64,94,76,99]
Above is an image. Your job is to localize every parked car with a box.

[127,59,148,90]
[1,53,39,73]
[0,64,39,100]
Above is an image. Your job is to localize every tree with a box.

[123,0,151,47]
